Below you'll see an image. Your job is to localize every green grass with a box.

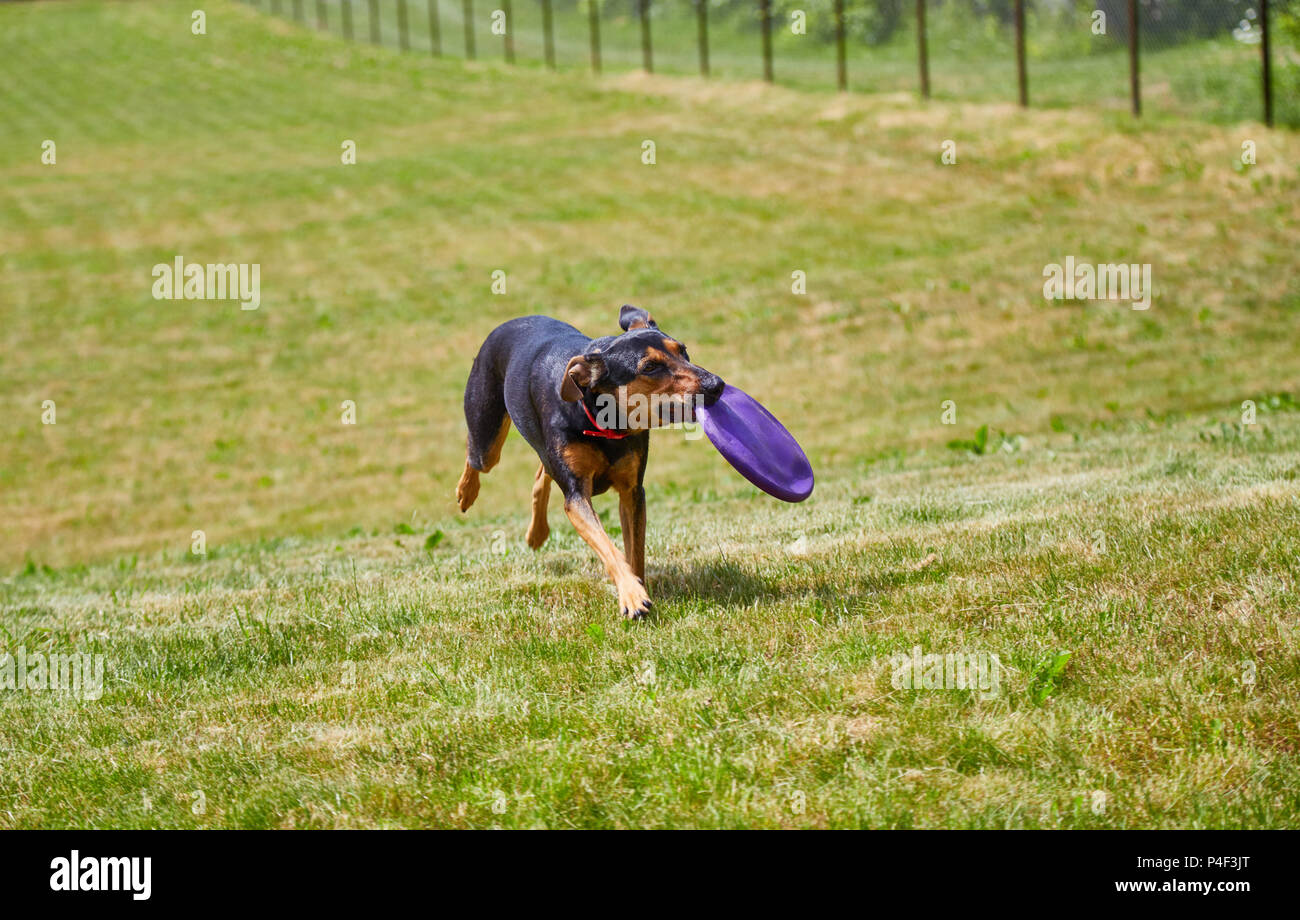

[2,0,1299,828]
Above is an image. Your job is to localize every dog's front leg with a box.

[564,493,652,619]
[618,485,646,584]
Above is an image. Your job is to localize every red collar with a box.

[581,400,630,440]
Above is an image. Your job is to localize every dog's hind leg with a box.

[456,464,481,513]
[526,463,552,549]
[457,415,509,511]
[457,358,511,513]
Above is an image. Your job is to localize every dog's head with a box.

[559,305,724,427]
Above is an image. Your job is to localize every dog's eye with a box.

[640,361,666,375]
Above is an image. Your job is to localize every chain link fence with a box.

[250,0,1298,126]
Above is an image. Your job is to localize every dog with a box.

[456,305,725,619]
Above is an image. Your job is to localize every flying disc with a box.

[695,384,814,503]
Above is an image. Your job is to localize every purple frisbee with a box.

[695,384,814,503]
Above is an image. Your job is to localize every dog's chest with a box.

[562,442,641,495]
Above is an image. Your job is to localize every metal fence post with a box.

[428,0,441,56]
[1128,0,1140,116]
[589,0,602,74]
[293,0,303,22]
[316,0,326,31]
[641,0,653,74]
[834,0,846,91]
[916,0,929,98]
[398,0,410,50]
[543,0,555,69]
[1014,0,1027,106]
[697,0,709,77]
[1261,0,1274,127]
[464,0,475,59]
[369,0,380,44]
[343,0,354,40]
[760,0,773,82]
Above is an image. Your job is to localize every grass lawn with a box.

[1,0,1299,828]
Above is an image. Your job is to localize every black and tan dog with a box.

[456,305,724,619]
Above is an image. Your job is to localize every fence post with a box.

[915,0,935,98]
[834,0,846,91]
[343,0,354,40]
[464,0,475,59]
[316,0,326,31]
[271,0,281,15]
[697,0,709,77]
[293,0,303,22]
[503,0,514,62]
[398,0,410,50]
[1014,0,1027,106]
[1261,0,1274,127]
[1127,0,1140,116]
[641,0,653,74]
[369,0,380,44]
[589,0,602,74]
[428,0,441,56]
[760,0,773,82]
[543,0,555,69]
[916,0,929,98]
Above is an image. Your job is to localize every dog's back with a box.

[466,316,589,457]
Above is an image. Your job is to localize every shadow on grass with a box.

[650,560,777,608]
[649,555,953,615]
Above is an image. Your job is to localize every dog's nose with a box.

[698,371,725,406]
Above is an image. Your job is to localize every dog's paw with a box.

[455,467,480,512]
[525,520,549,550]
[618,577,653,620]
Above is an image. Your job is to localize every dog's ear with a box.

[560,354,602,402]
[619,304,657,332]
